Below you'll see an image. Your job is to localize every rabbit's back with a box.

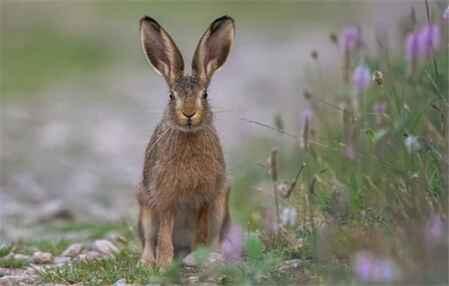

[138,121,226,212]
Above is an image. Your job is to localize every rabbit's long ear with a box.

[140,16,184,86]
[192,16,235,83]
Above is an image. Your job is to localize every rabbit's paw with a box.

[139,256,156,268]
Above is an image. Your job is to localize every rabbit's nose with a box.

[182,111,196,118]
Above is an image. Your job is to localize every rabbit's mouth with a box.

[171,115,205,132]
[174,109,204,130]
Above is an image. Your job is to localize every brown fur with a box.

[136,15,235,268]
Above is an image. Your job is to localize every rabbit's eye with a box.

[203,91,208,99]
[169,93,175,100]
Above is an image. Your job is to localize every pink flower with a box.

[301,108,313,123]
[405,31,419,62]
[353,251,401,283]
[418,24,441,58]
[373,102,386,114]
[352,65,371,93]
[341,26,361,52]
[221,224,243,262]
[344,144,356,160]
[424,214,448,245]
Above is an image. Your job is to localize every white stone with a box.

[113,278,127,286]
[32,251,53,264]
[61,243,83,258]
[92,240,119,256]
[78,251,101,262]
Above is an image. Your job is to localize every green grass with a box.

[0,243,13,258]
[48,222,135,241]
[1,23,114,98]
[16,240,73,257]
[37,233,309,286]
[39,250,165,285]
[0,257,30,269]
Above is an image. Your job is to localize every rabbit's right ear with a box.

[140,16,184,86]
[192,16,235,83]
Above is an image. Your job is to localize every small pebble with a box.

[278,259,302,272]
[185,275,200,284]
[93,240,119,256]
[61,243,83,258]
[182,251,223,267]
[78,251,101,262]
[13,254,31,262]
[32,251,53,264]
[54,256,71,265]
[113,278,127,286]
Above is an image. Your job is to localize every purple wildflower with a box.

[373,102,387,126]
[301,108,313,124]
[341,26,361,52]
[354,251,373,281]
[424,214,448,245]
[221,224,243,263]
[344,144,356,160]
[373,102,386,114]
[353,251,401,283]
[405,31,419,62]
[418,24,441,58]
[352,65,371,93]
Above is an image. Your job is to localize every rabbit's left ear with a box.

[140,16,184,86]
[192,16,235,83]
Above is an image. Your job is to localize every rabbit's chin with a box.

[169,121,206,133]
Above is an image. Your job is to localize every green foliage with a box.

[0,243,13,258]
[11,239,73,256]
[245,233,264,262]
[0,257,29,269]
[1,24,114,97]
[48,222,134,241]
[215,246,287,285]
[39,250,161,285]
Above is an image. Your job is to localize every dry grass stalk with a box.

[270,148,280,231]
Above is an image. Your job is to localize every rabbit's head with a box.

[140,16,235,132]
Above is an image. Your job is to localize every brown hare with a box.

[136,15,235,268]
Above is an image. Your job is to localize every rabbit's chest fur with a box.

[139,124,226,211]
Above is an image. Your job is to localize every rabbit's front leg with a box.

[207,189,229,249]
[193,188,229,251]
[157,210,175,268]
[192,205,209,249]
[138,207,158,267]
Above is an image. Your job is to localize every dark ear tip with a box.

[139,16,161,30]
[218,15,235,23]
[211,15,235,31]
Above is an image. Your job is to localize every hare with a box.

[136,15,235,268]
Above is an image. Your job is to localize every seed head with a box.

[303,88,312,100]
[372,70,384,86]
[329,32,338,45]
